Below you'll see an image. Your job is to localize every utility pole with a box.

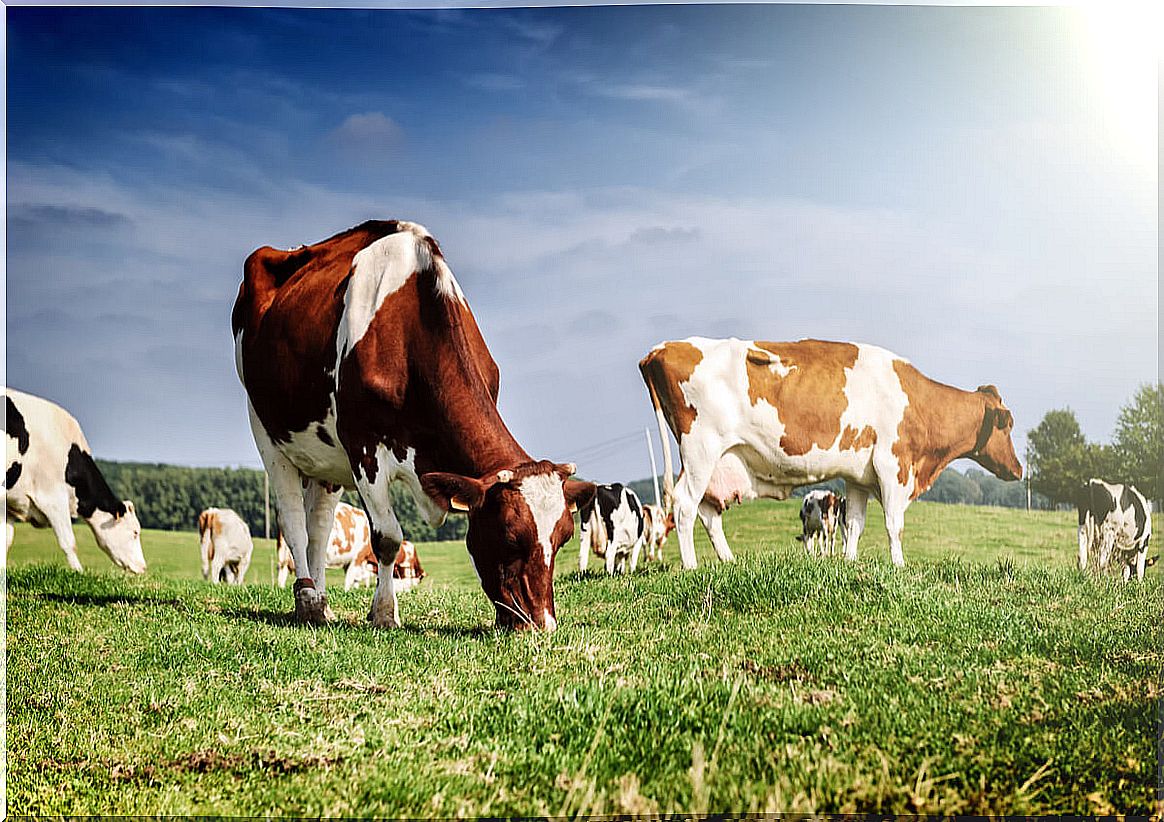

[645,427,660,507]
[1025,446,1031,512]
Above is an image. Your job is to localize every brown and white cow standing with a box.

[349,539,427,593]
[640,337,1022,568]
[275,501,375,591]
[641,502,674,562]
[233,220,595,628]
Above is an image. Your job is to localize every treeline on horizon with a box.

[94,460,469,541]
[96,458,1047,538]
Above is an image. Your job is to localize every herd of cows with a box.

[4,219,1156,630]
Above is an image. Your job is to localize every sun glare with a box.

[1070,2,1160,173]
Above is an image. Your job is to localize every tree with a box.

[1113,382,1163,502]
[1026,409,1099,506]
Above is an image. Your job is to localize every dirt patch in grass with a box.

[740,659,813,682]
[46,749,343,785]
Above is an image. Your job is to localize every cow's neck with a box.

[904,378,988,492]
[420,330,530,478]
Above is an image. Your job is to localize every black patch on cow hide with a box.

[65,444,126,519]
[1077,480,1115,527]
[6,461,22,489]
[316,425,335,447]
[5,396,31,454]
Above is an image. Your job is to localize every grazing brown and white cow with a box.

[275,501,375,591]
[350,539,427,593]
[5,388,146,574]
[797,489,846,557]
[233,220,595,628]
[198,507,253,585]
[641,502,675,562]
[640,337,1022,568]
[1076,478,1155,581]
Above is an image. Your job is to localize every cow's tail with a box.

[197,511,214,573]
[641,355,676,514]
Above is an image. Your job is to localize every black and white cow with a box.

[797,489,846,557]
[1076,478,1155,581]
[578,483,646,574]
[4,389,146,573]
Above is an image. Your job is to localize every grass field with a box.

[6,499,1163,814]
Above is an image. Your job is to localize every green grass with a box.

[6,500,1162,814]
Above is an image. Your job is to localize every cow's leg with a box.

[38,494,84,572]
[1077,523,1090,572]
[628,536,644,573]
[303,481,342,621]
[1134,549,1147,581]
[235,551,251,585]
[842,485,868,561]
[578,522,591,573]
[880,487,910,568]
[605,542,618,575]
[248,405,319,620]
[356,493,404,628]
[696,500,735,563]
[674,451,719,569]
[6,520,15,553]
[210,551,228,585]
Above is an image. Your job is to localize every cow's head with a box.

[91,500,147,574]
[422,461,596,631]
[970,386,1023,482]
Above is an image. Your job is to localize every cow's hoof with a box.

[293,579,328,624]
[367,604,400,629]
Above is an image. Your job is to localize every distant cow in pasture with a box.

[276,501,376,591]
[233,219,594,628]
[1076,479,1155,581]
[4,389,146,574]
[349,539,427,594]
[198,508,253,584]
[797,489,846,557]
[640,337,1022,569]
[579,483,646,574]
[641,502,675,562]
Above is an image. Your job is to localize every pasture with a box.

[6,500,1162,814]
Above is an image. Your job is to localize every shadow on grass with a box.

[222,606,494,638]
[34,592,186,609]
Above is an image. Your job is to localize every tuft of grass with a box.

[5,501,1162,814]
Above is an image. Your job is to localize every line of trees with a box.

[95,460,468,541]
[1027,382,1162,507]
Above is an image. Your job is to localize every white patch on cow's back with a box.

[334,223,467,376]
[233,329,246,383]
[519,473,565,567]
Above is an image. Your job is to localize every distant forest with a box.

[95,461,468,540]
[95,459,1045,538]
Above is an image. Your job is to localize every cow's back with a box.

[6,389,90,507]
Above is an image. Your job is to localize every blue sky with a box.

[4,4,1158,488]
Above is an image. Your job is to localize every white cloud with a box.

[327,112,403,149]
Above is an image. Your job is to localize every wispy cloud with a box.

[327,112,403,150]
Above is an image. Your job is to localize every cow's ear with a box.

[123,500,135,515]
[564,479,597,513]
[421,473,486,512]
[996,409,1013,429]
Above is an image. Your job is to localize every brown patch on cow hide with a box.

[747,340,859,456]
[639,342,704,437]
[838,424,877,451]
